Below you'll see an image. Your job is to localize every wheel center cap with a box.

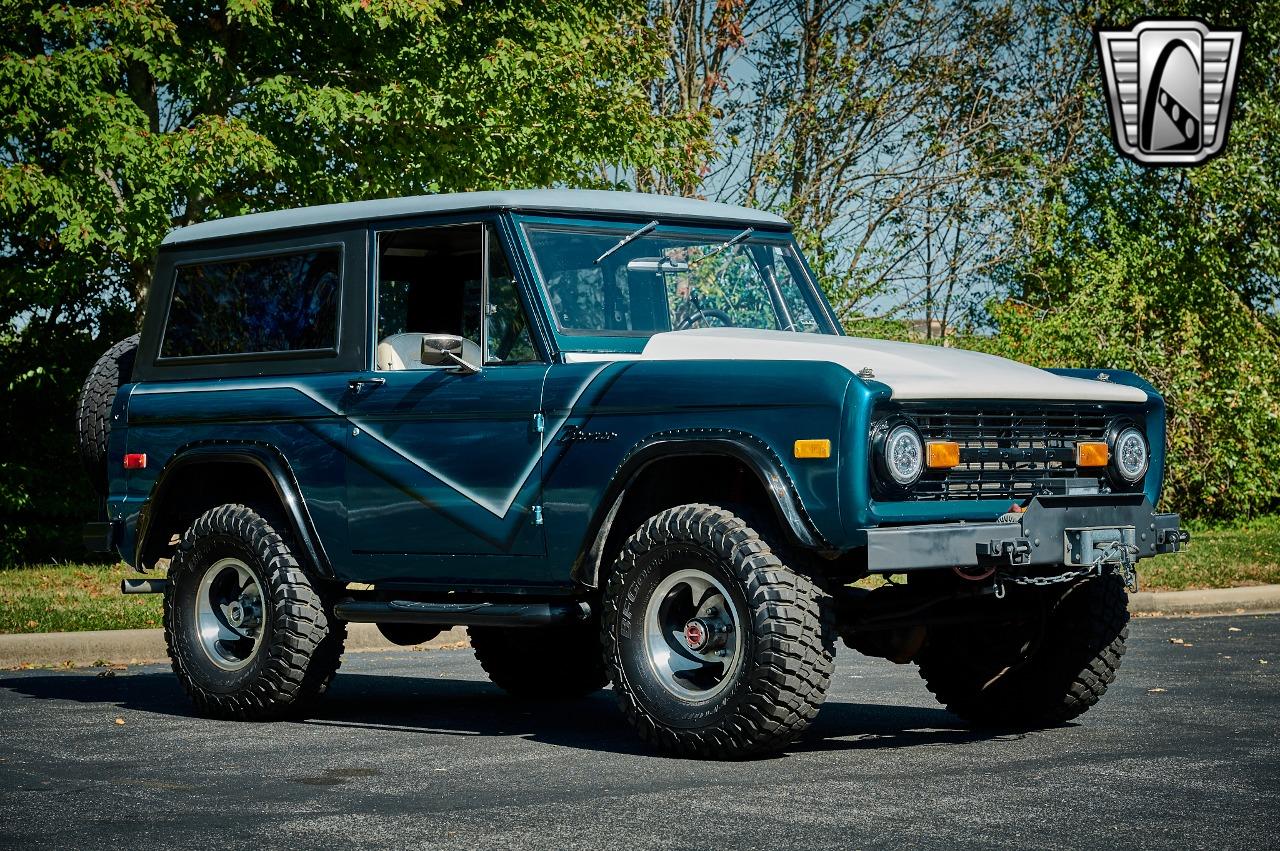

[683,618,709,652]
[228,602,244,626]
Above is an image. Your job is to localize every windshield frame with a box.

[511,213,842,353]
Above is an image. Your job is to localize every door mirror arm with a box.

[442,351,480,375]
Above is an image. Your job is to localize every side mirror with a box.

[420,334,479,374]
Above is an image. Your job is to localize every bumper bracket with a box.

[866,495,1186,573]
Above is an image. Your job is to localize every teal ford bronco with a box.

[79,190,1188,759]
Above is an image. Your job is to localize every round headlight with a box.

[1112,425,1149,483]
[883,423,925,486]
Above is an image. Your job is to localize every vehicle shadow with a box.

[0,667,1037,758]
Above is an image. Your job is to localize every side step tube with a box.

[121,578,168,594]
[333,599,591,628]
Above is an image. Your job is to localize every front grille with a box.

[902,405,1112,501]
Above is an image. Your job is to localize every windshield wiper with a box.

[691,227,754,266]
[594,219,659,265]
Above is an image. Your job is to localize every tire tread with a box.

[163,504,345,720]
[76,334,140,495]
[602,503,836,758]
[917,574,1129,726]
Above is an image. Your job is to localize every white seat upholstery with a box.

[377,333,482,371]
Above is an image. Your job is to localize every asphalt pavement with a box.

[1,614,1276,850]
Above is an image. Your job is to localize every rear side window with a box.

[161,248,341,359]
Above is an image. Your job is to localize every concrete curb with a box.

[0,624,470,669]
[1128,584,1280,616]
[4,585,1278,668]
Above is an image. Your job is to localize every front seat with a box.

[376,333,482,370]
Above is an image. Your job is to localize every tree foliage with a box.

[634,0,1100,336]
[642,0,1279,520]
[0,0,704,565]
[974,0,1280,519]
[1,0,1275,564]
[1,0,704,321]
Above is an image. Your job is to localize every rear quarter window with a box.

[161,248,341,359]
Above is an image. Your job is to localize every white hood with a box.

[565,328,1147,403]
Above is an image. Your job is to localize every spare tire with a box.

[77,334,140,495]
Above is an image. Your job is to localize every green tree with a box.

[976,0,1280,520]
[635,1,1105,337]
[0,0,705,564]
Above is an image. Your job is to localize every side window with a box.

[485,230,538,364]
[161,248,340,358]
[375,224,483,371]
[375,223,540,370]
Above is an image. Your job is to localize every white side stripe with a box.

[132,365,611,519]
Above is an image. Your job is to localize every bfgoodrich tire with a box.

[602,503,835,759]
[469,623,608,698]
[76,334,139,495]
[164,504,345,719]
[916,573,1129,726]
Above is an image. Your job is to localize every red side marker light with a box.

[123,453,147,469]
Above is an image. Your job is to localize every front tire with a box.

[603,504,835,759]
[164,504,345,719]
[916,573,1129,726]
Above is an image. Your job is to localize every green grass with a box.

[0,563,163,634]
[1140,514,1280,591]
[1,515,1278,633]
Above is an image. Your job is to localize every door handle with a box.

[348,377,386,395]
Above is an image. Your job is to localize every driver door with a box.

[341,221,548,581]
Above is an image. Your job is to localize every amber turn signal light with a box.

[926,441,960,469]
[793,439,831,459]
[1076,441,1110,467]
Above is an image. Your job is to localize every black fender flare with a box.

[574,430,830,588]
[135,442,333,577]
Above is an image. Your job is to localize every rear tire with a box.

[916,574,1129,726]
[164,504,345,719]
[602,503,835,759]
[469,623,607,699]
[76,334,139,495]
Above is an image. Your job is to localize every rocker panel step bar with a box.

[333,599,591,628]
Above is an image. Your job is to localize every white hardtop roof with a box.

[161,189,791,247]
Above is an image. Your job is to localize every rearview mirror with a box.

[420,334,479,374]
[627,256,690,274]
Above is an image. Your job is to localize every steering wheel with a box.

[676,308,735,331]
[674,285,735,331]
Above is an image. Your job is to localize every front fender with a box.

[572,431,831,587]
[538,359,856,586]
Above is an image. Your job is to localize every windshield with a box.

[521,223,833,338]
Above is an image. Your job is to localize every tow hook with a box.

[977,538,1032,566]
[1157,528,1192,551]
